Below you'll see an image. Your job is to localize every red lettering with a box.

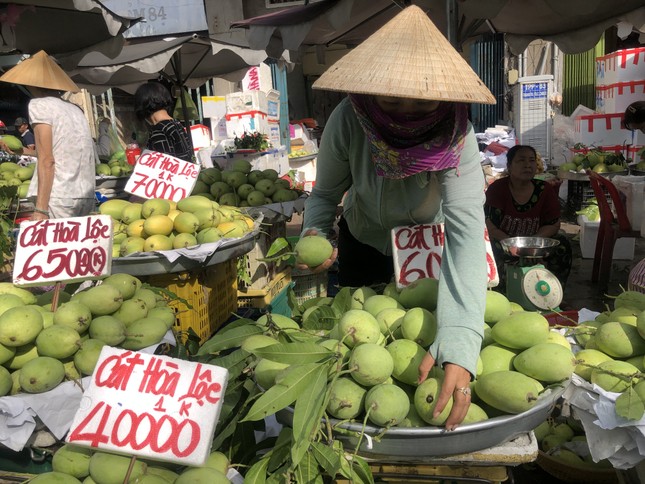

[139,358,180,396]
[67,401,111,447]
[70,403,201,458]
[95,352,145,390]
[82,218,110,242]
[178,365,222,407]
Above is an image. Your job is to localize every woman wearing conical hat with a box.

[0,51,96,220]
[299,6,496,430]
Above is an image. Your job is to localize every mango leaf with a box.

[197,324,263,355]
[208,348,251,380]
[287,286,303,317]
[268,427,292,472]
[294,451,322,484]
[616,387,645,420]
[264,236,292,258]
[242,383,297,421]
[253,342,333,364]
[311,442,342,478]
[267,464,290,484]
[302,305,341,331]
[291,364,330,467]
[332,286,353,314]
[351,455,374,483]
[216,317,257,334]
[244,457,269,484]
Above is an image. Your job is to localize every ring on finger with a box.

[454,386,471,396]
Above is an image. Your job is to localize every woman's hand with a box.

[418,354,472,431]
[295,229,338,273]
[0,140,13,153]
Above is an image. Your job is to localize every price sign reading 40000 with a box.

[12,215,113,287]
[67,347,228,467]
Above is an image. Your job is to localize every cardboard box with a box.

[577,214,635,260]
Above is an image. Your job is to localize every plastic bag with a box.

[173,88,199,121]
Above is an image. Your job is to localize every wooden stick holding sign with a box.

[125,150,200,202]
[12,215,113,287]
[391,224,499,289]
[67,346,228,467]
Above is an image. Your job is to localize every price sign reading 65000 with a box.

[391,224,499,289]
[67,347,228,466]
[13,215,113,287]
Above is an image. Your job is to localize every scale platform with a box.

[501,237,564,311]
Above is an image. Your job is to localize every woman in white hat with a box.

[0,51,96,220]
[299,6,496,429]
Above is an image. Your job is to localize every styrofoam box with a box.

[574,113,637,147]
[190,124,211,152]
[596,80,645,114]
[267,90,280,123]
[268,122,281,147]
[225,111,269,139]
[226,91,268,115]
[217,148,288,175]
[577,214,635,260]
[613,175,645,233]
[596,47,645,87]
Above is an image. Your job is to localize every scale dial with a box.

[521,267,563,310]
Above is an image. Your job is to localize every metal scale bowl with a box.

[500,237,563,311]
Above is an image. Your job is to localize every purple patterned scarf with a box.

[349,94,468,179]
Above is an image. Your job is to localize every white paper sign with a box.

[13,215,113,286]
[125,150,200,202]
[67,347,228,467]
[391,224,499,289]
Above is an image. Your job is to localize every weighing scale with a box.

[501,237,563,311]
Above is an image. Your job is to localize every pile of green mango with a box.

[0,276,175,397]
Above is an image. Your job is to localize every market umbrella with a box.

[61,34,268,95]
[0,1,139,60]
[231,0,645,55]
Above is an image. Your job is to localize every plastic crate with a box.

[292,268,328,305]
[238,268,292,310]
[238,219,288,290]
[144,259,238,344]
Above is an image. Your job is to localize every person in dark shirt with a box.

[485,144,572,288]
[134,81,194,162]
[14,117,36,150]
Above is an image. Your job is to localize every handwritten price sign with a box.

[391,224,499,289]
[67,347,228,466]
[13,215,113,286]
[125,150,200,202]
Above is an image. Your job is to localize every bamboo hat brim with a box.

[313,5,496,105]
[0,51,80,93]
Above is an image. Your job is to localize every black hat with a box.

[14,117,28,127]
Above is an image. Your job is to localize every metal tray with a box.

[556,169,628,181]
[111,233,256,276]
[95,176,129,190]
[288,153,317,163]
[277,382,568,459]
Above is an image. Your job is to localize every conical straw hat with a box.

[313,5,496,104]
[0,51,80,93]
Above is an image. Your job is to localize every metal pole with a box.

[446,0,458,47]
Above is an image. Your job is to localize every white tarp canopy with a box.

[0,0,139,61]
[61,34,268,95]
[231,0,645,56]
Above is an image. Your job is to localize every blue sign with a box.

[522,82,548,100]
[102,0,208,38]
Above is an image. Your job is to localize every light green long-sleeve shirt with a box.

[303,98,487,376]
